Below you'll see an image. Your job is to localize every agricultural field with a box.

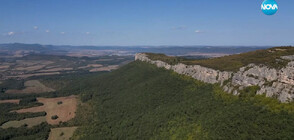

[0,99,20,104]
[0,54,132,95]
[0,54,133,81]
[0,52,132,140]
[0,94,79,139]
[5,80,55,94]
[0,95,77,129]
[13,95,78,125]
[89,65,119,72]
[1,116,46,129]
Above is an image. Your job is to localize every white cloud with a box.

[45,30,50,33]
[7,32,15,36]
[85,32,90,35]
[34,26,38,30]
[195,30,203,33]
[60,32,65,34]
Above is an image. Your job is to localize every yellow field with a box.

[14,95,77,125]
[89,65,119,72]
[0,116,46,129]
[15,65,46,71]
[5,80,55,94]
[15,60,54,66]
[0,99,20,104]
[0,65,10,69]
[6,72,60,79]
[39,67,73,72]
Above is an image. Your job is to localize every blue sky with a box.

[0,0,293,46]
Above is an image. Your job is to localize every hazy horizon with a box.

[0,42,278,48]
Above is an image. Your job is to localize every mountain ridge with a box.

[0,43,271,57]
[70,61,294,139]
[135,47,294,103]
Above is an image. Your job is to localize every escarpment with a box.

[135,53,294,103]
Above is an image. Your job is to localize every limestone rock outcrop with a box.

[135,53,232,84]
[135,53,294,103]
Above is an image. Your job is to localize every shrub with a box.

[51,115,58,120]
[81,92,93,102]
[19,97,37,105]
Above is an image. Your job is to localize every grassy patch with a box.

[1,116,46,129]
[146,53,185,65]
[147,46,294,71]
[48,127,78,140]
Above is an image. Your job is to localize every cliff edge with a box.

[135,52,294,103]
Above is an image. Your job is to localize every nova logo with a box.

[261,0,278,15]
[261,4,278,10]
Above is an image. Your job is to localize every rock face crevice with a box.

[135,53,294,103]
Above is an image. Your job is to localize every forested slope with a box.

[72,61,294,139]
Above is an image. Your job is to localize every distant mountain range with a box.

[0,43,272,58]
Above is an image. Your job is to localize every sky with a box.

[0,0,293,46]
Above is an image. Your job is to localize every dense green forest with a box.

[0,123,51,140]
[68,61,294,139]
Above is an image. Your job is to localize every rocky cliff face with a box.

[135,53,294,103]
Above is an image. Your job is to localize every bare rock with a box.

[135,53,294,103]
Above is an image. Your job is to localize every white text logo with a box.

[261,4,278,10]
